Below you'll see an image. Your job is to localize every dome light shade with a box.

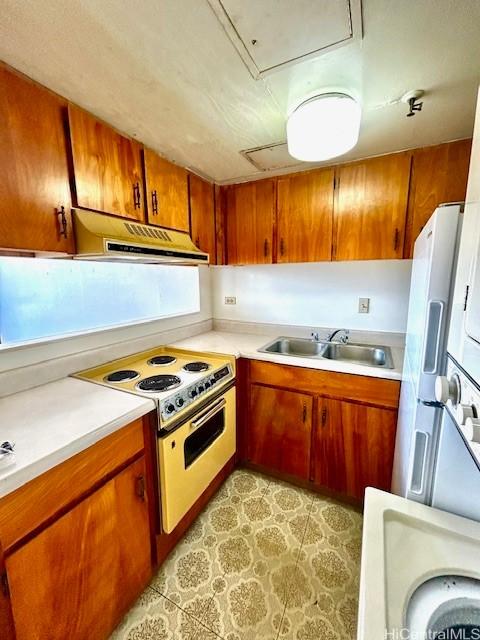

[287,93,361,162]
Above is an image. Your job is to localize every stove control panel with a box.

[159,364,233,424]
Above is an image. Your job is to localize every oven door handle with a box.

[190,398,226,432]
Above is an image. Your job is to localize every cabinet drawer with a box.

[249,360,400,409]
[0,418,145,552]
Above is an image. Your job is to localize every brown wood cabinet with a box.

[189,173,216,261]
[0,418,153,640]
[68,105,144,221]
[0,65,73,253]
[277,168,334,262]
[248,384,312,479]
[404,139,471,257]
[143,150,189,231]
[244,359,400,502]
[226,179,275,265]
[313,397,397,500]
[333,152,411,260]
[6,456,151,640]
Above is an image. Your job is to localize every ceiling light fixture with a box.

[286,92,361,162]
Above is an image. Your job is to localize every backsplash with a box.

[211,261,412,334]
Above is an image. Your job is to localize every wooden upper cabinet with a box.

[277,168,334,263]
[68,105,144,221]
[189,173,216,261]
[226,179,275,265]
[404,139,472,258]
[248,384,312,480]
[6,456,151,640]
[334,153,411,260]
[143,150,189,231]
[0,66,73,253]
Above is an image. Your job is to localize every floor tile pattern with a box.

[110,470,362,640]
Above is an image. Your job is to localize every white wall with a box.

[211,261,412,334]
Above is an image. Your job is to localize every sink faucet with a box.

[310,331,320,342]
[326,328,350,343]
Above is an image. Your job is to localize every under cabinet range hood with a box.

[72,209,209,265]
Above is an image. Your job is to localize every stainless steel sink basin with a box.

[258,336,394,369]
[320,342,394,368]
[259,337,326,357]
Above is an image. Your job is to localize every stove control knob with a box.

[165,403,175,414]
[435,375,460,405]
[188,388,197,399]
[176,397,184,408]
[456,404,475,425]
[197,385,204,393]
[464,417,480,443]
[204,381,211,389]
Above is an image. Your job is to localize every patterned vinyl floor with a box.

[110,469,363,640]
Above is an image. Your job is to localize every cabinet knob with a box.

[133,182,141,209]
[135,475,146,501]
[280,238,285,256]
[264,238,269,257]
[151,190,158,214]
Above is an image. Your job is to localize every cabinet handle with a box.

[393,228,400,252]
[280,238,285,257]
[151,190,158,214]
[57,205,68,238]
[302,403,307,423]
[133,182,141,209]
[321,407,327,427]
[264,238,269,257]
[135,475,146,501]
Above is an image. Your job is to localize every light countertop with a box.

[0,377,155,499]
[172,330,403,381]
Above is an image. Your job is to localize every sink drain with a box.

[406,575,480,638]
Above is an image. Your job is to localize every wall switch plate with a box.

[224,296,236,305]
[358,297,370,313]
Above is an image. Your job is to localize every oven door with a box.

[157,386,236,533]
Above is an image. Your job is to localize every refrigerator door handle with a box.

[408,430,429,496]
[422,300,445,375]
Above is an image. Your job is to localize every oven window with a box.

[184,406,225,468]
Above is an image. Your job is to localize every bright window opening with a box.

[0,258,200,345]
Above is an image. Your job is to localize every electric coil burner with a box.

[104,369,140,383]
[148,355,177,366]
[183,361,210,372]
[136,374,182,393]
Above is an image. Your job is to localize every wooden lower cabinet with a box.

[313,397,397,500]
[248,384,312,479]
[245,360,400,501]
[6,456,151,640]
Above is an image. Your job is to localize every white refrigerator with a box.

[391,203,462,502]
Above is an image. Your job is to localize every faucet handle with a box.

[311,331,319,342]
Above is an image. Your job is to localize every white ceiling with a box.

[0,0,479,183]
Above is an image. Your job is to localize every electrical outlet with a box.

[224,296,236,305]
[358,297,370,313]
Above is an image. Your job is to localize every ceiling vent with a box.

[207,0,363,79]
[241,142,302,171]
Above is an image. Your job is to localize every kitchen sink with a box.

[258,336,394,369]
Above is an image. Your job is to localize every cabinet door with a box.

[313,398,347,494]
[404,139,472,257]
[6,456,151,640]
[334,153,411,260]
[313,398,397,500]
[248,384,312,479]
[68,105,144,221]
[144,150,189,231]
[226,179,275,265]
[0,66,73,253]
[189,173,216,260]
[277,168,334,263]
